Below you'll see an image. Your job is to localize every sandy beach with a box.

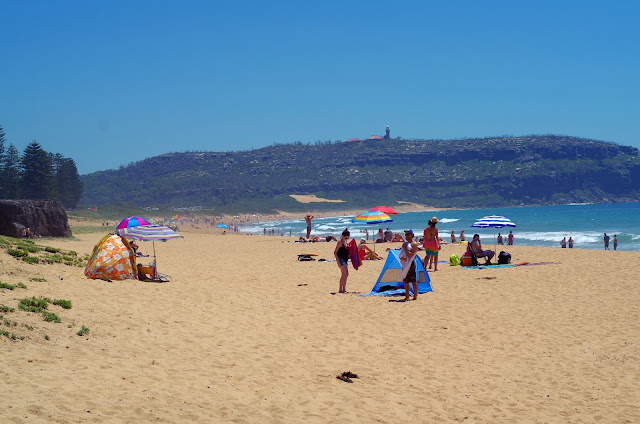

[1,222,639,423]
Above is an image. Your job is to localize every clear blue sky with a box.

[2,0,639,174]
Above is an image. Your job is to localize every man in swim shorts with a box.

[305,214,314,239]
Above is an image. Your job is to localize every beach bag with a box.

[461,251,474,267]
[498,251,511,264]
[449,254,460,266]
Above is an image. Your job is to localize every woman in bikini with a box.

[423,217,441,271]
[334,228,351,293]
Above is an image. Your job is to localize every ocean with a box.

[241,202,640,251]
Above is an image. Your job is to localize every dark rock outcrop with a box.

[0,200,72,238]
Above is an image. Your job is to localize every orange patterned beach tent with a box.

[84,234,137,280]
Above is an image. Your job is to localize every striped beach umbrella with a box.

[352,210,393,224]
[471,215,516,229]
[352,210,393,252]
[119,225,183,279]
[119,225,182,241]
[116,216,151,230]
[471,215,516,253]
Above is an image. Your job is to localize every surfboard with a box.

[348,239,361,270]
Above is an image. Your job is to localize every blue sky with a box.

[2,0,639,174]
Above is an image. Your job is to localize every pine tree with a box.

[4,144,21,199]
[54,155,83,208]
[0,125,6,198]
[20,141,54,200]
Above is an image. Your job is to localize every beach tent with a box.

[363,250,432,296]
[84,234,138,281]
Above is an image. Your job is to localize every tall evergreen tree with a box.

[54,155,83,208]
[20,141,54,200]
[4,144,21,199]
[0,125,6,198]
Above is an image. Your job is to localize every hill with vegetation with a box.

[80,135,640,213]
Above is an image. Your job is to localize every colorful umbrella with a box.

[119,225,183,279]
[369,206,399,215]
[116,216,151,230]
[118,225,182,241]
[351,210,393,224]
[352,210,393,252]
[471,215,516,253]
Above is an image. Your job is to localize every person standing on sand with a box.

[508,231,514,245]
[568,237,574,248]
[613,235,618,250]
[560,237,567,248]
[497,233,503,245]
[423,217,441,271]
[400,229,419,301]
[334,229,351,294]
[450,230,457,243]
[459,229,465,242]
[305,214,314,239]
[604,233,610,250]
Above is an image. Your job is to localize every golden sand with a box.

[1,223,639,423]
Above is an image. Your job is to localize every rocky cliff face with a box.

[0,200,72,238]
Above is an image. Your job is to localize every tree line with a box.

[0,125,83,209]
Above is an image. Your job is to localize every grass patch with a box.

[18,296,51,313]
[22,256,40,264]
[52,299,72,309]
[77,326,90,336]
[8,248,28,258]
[0,305,15,313]
[43,312,61,323]
[2,236,87,268]
[30,277,47,282]
[17,282,27,289]
[44,334,50,341]
[0,329,24,340]
[0,282,16,290]
[70,225,110,234]
[3,318,18,327]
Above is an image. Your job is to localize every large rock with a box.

[0,200,72,238]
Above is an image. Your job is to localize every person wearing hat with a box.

[423,216,441,271]
[399,229,419,301]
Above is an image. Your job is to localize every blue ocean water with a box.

[242,202,640,251]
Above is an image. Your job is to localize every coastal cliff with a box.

[81,135,640,212]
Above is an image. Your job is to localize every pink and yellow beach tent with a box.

[84,234,137,281]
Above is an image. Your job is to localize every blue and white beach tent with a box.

[363,250,432,296]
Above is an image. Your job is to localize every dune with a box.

[1,223,639,423]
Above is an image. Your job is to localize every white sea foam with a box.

[439,218,460,224]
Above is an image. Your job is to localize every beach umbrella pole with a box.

[153,241,157,278]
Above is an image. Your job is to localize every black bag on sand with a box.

[498,251,511,264]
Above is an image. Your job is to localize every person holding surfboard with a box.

[334,228,351,293]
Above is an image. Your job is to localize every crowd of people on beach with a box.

[329,215,503,301]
